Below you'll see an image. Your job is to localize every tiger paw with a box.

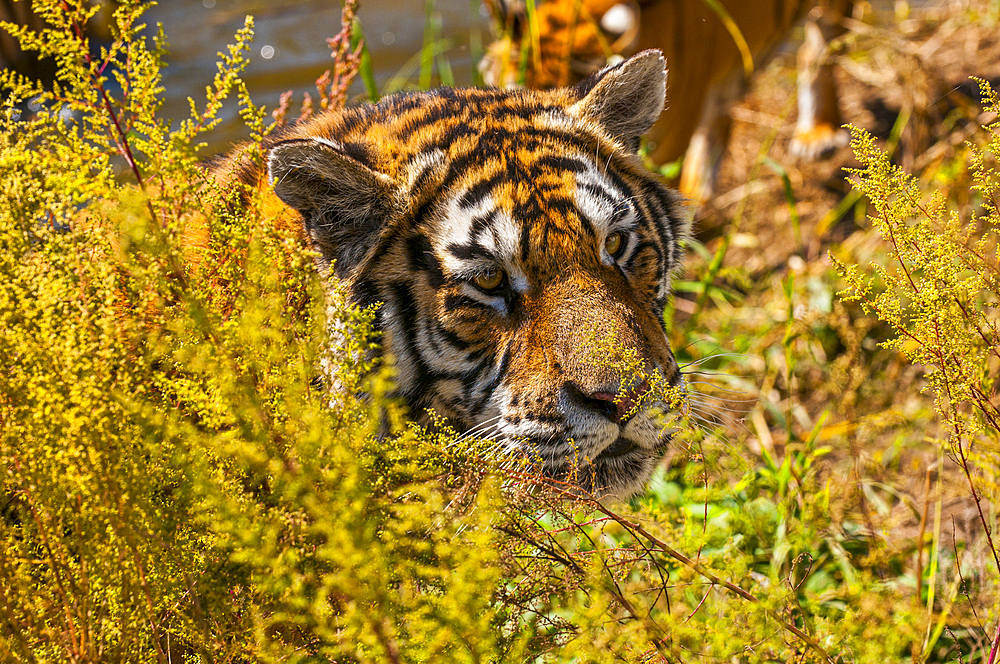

[790,123,849,160]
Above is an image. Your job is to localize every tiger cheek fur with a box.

[263,50,688,498]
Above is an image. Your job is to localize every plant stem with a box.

[71,11,159,224]
[989,618,1000,664]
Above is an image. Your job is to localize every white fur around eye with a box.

[575,187,617,233]
[460,282,508,315]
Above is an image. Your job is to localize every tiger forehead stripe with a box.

[468,183,583,263]
[382,91,575,147]
[389,99,601,169]
[434,171,622,291]
[574,163,635,234]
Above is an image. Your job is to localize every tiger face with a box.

[264,51,686,497]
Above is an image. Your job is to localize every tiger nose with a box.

[564,380,650,424]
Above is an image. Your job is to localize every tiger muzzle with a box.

[562,379,652,425]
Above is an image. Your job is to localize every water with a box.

[146,0,484,151]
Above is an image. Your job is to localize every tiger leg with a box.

[678,67,745,207]
[790,4,849,159]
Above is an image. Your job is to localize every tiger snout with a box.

[500,368,676,497]
[561,378,651,425]
[492,276,681,496]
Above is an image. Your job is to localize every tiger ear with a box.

[268,137,396,276]
[569,49,667,152]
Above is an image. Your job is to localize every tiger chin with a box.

[239,50,688,498]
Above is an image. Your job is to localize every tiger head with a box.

[265,50,687,497]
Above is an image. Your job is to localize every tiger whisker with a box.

[684,386,757,399]
[685,394,759,408]
[686,399,754,419]
[684,371,757,381]
[453,415,505,442]
[679,352,746,369]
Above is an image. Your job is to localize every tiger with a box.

[219,50,687,498]
[481,0,851,206]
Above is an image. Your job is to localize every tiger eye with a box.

[473,267,505,291]
[605,231,625,257]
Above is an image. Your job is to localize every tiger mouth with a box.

[594,437,639,461]
[512,419,675,495]
[593,415,676,462]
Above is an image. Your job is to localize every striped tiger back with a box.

[243,51,686,497]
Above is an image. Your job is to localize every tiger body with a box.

[483,0,850,204]
[235,52,686,497]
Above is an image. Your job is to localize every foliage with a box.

[835,84,1000,660]
[1,1,998,663]
[838,95,1000,539]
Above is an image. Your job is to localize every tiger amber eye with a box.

[474,267,505,291]
[605,231,624,257]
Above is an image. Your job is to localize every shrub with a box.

[836,81,1000,662]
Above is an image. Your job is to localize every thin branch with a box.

[70,8,159,224]
[682,583,715,625]
[990,618,1000,664]
[954,440,1000,576]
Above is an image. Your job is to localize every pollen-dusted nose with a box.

[563,380,651,424]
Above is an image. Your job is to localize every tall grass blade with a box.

[352,21,380,102]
